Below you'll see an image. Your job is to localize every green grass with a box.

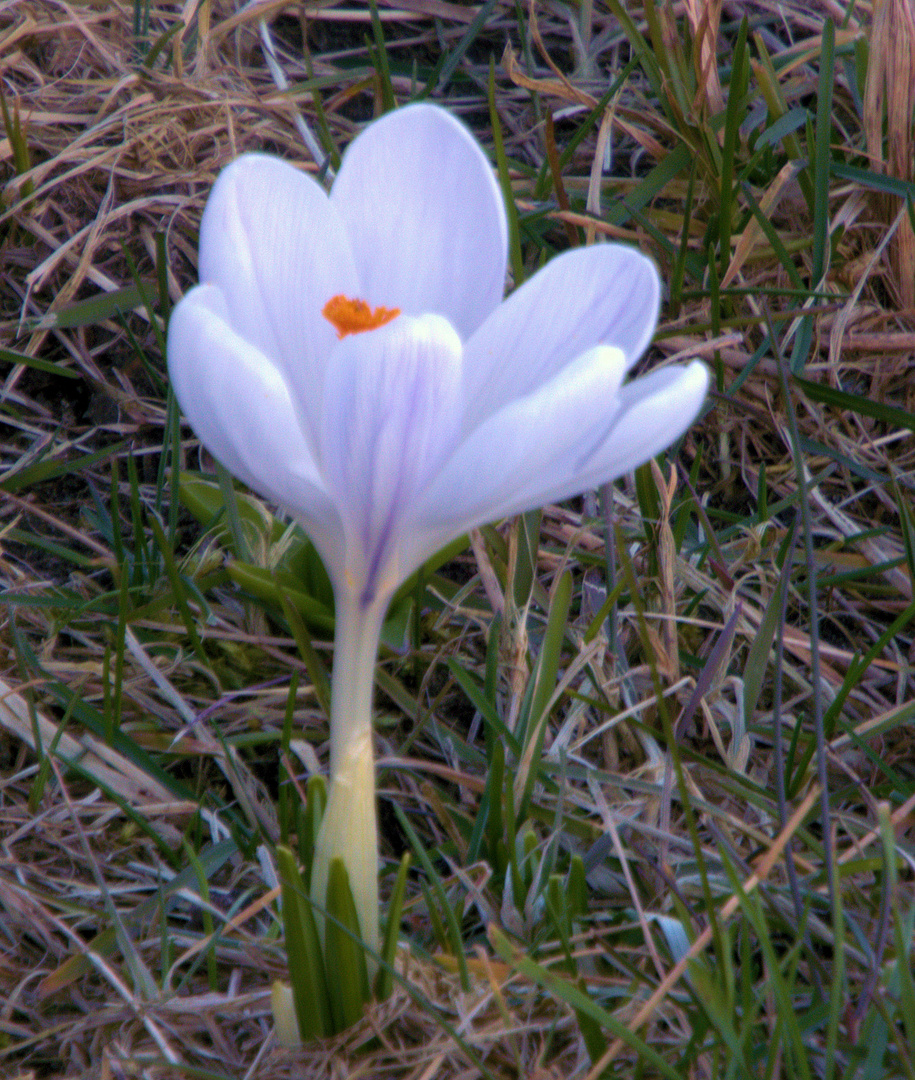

[1,0,914,1077]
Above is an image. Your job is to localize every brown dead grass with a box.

[2,1,915,1077]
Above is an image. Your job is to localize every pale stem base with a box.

[310,587,388,960]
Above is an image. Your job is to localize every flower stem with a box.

[311,586,387,959]
[328,588,387,777]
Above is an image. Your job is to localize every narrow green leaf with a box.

[793,374,915,434]
[107,571,130,741]
[582,576,627,645]
[184,840,219,990]
[893,903,915,1055]
[742,536,794,730]
[575,974,608,1063]
[276,845,330,1040]
[298,774,327,887]
[214,462,251,564]
[893,477,915,586]
[279,592,332,718]
[485,737,505,873]
[228,561,334,633]
[375,852,411,1000]
[518,571,573,820]
[568,854,588,920]
[141,17,184,69]
[27,284,151,330]
[0,345,79,377]
[670,162,697,316]
[717,856,814,1080]
[367,0,395,112]
[810,18,835,285]
[752,33,813,207]
[1,441,126,495]
[148,511,207,666]
[831,162,915,198]
[600,0,665,105]
[446,657,521,757]
[739,181,805,290]
[718,17,749,276]
[419,0,496,96]
[393,804,470,991]
[0,82,32,182]
[324,857,371,1031]
[512,508,542,610]
[488,58,524,284]
[605,142,694,228]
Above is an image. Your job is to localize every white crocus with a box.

[167,103,708,958]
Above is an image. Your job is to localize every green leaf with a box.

[518,571,573,820]
[393,803,470,991]
[718,17,749,275]
[418,0,497,96]
[793,374,915,434]
[276,845,330,1040]
[367,0,395,112]
[28,284,153,330]
[375,852,411,1001]
[324,857,371,1031]
[810,17,835,286]
[743,526,795,730]
[568,854,588,920]
[297,775,327,888]
[488,58,524,285]
[227,561,335,633]
[0,345,79,377]
[1,441,126,495]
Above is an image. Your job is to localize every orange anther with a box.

[322,294,401,339]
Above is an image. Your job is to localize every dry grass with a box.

[2,1,915,1077]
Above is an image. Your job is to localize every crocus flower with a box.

[167,103,707,959]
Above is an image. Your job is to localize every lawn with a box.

[1,1,914,1077]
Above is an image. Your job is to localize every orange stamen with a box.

[322,294,401,339]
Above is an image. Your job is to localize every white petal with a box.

[463,245,661,428]
[417,355,707,540]
[330,104,507,339]
[415,344,628,540]
[319,314,464,600]
[197,153,360,438]
[564,360,709,497]
[485,360,708,517]
[167,284,344,554]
